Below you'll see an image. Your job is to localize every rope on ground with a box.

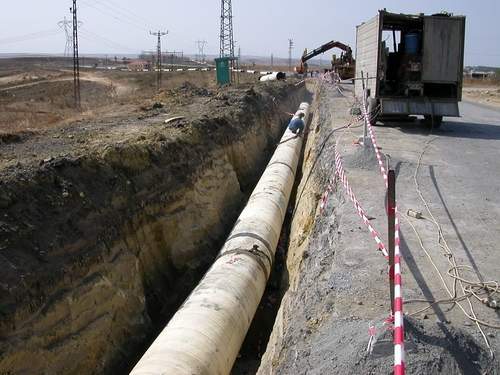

[402,135,499,357]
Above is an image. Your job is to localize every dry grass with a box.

[0,64,255,135]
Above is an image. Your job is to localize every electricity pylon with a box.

[195,40,207,63]
[150,30,168,90]
[219,0,235,60]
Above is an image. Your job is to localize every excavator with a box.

[295,40,355,80]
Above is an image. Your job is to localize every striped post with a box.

[388,170,396,315]
[394,208,405,374]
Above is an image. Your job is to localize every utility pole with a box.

[195,40,207,63]
[288,38,294,72]
[220,0,235,78]
[237,45,241,69]
[271,53,274,70]
[150,30,168,91]
[71,0,81,109]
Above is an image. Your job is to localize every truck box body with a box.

[355,11,466,117]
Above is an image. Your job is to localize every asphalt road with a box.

[371,99,500,365]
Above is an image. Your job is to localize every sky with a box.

[0,0,499,66]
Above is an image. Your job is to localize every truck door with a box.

[422,16,465,83]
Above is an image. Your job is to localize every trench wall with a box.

[0,83,305,374]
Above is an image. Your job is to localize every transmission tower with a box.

[150,30,168,91]
[288,38,294,72]
[71,1,81,109]
[58,17,72,57]
[59,17,82,58]
[195,40,207,63]
[219,0,235,62]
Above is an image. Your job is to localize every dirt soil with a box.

[258,82,500,374]
[463,81,500,109]
[0,58,259,136]
[0,67,306,374]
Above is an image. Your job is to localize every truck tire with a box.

[424,115,443,128]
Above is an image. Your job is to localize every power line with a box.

[0,29,62,45]
[93,0,158,31]
[79,0,150,33]
[79,27,136,52]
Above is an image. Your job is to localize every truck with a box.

[355,10,466,127]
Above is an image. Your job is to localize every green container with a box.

[215,57,232,85]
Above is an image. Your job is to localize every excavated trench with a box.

[0,82,311,374]
[3,78,495,375]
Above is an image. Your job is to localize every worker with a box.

[288,112,305,135]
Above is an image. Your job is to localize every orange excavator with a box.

[296,40,355,80]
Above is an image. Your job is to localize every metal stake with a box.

[388,169,396,315]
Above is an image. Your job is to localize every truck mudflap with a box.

[380,98,460,117]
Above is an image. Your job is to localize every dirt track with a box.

[0,61,257,135]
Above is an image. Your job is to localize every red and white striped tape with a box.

[319,181,333,213]
[318,110,388,257]
[319,113,365,214]
[362,98,389,188]
[318,78,406,373]
[334,148,389,258]
[362,95,406,374]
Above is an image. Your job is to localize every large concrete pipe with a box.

[259,72,286,81]
[130,102,310,375]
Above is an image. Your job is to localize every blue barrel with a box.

[405,33,420,54]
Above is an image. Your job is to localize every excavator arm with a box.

[295,40,354,77]
[301,40,352,63]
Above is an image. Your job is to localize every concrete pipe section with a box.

[259,71,286,81]
[130,102,310,375]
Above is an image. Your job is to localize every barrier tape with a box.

[362,98,389,188]
[319,182,333,213]
[319,113,364,213]
[361,93,406,375]
[334,148,389,258]
[316,101,388,257]
[317,77,405,372]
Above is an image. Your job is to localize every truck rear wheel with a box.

[424,115,443,128]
